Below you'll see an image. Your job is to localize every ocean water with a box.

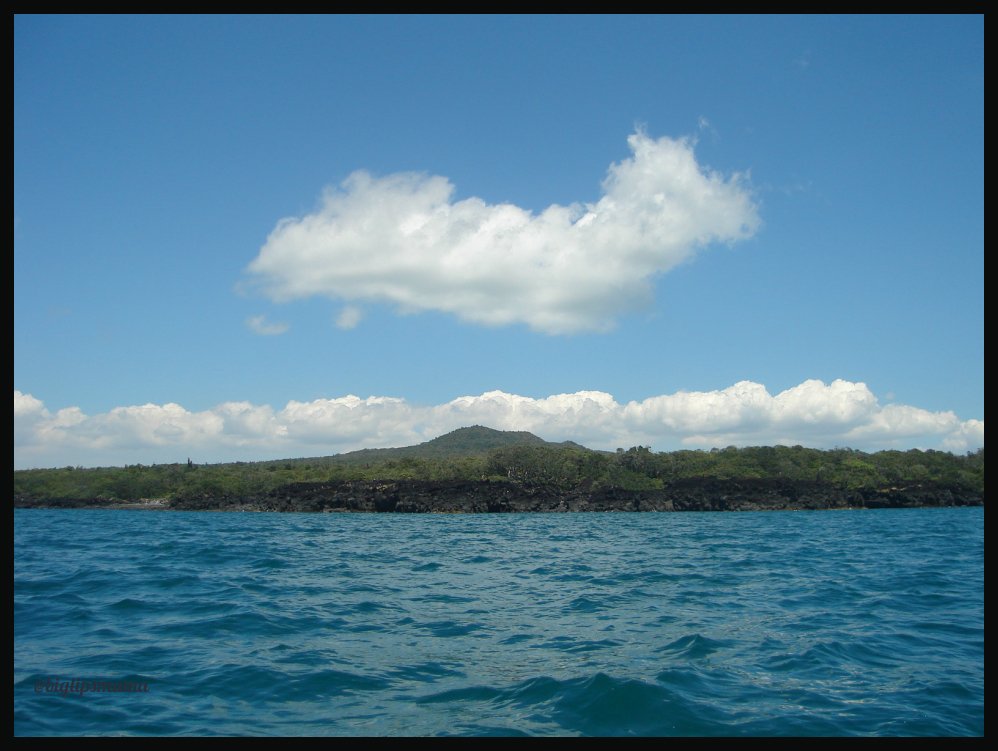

[14,507,983,736]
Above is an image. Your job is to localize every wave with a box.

[13,507,984,736]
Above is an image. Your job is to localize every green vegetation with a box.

[13,426,984,503]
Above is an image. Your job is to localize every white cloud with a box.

[245,131,760,334]
[13,382,983,469]
[14,390,50,447]
[335,305,363,330]
[246,314,289,336]
[941,419,985,453]
[14,390,47,417]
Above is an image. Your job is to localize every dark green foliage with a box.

[13,429,984,504]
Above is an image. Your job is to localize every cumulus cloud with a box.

[245,131,760,334]
[246,314,289,336]
[13,381,983,469]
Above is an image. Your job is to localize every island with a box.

[14,426,984,512]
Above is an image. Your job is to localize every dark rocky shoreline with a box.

[14,477,983,512]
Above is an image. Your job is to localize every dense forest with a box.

[13,427,984,511]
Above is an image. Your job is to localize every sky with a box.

[14,14,983,469]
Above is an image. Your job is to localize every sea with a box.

[13,506,984,737]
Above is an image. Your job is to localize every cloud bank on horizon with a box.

[245,132,760,334]
[14,381,983,469]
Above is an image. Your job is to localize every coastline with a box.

[14,477,983,513]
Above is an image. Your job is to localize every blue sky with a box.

[14,15,983,469]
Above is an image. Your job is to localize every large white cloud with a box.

[13,381,983,469]
[245,132,760,334]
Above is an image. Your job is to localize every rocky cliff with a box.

[152,477,982,513]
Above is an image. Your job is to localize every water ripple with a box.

[14,507,983,736]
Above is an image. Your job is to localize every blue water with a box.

[14,507,983,736]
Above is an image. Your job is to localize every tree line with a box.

[13,444,984,503]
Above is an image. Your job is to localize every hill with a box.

[296,425,586,465]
